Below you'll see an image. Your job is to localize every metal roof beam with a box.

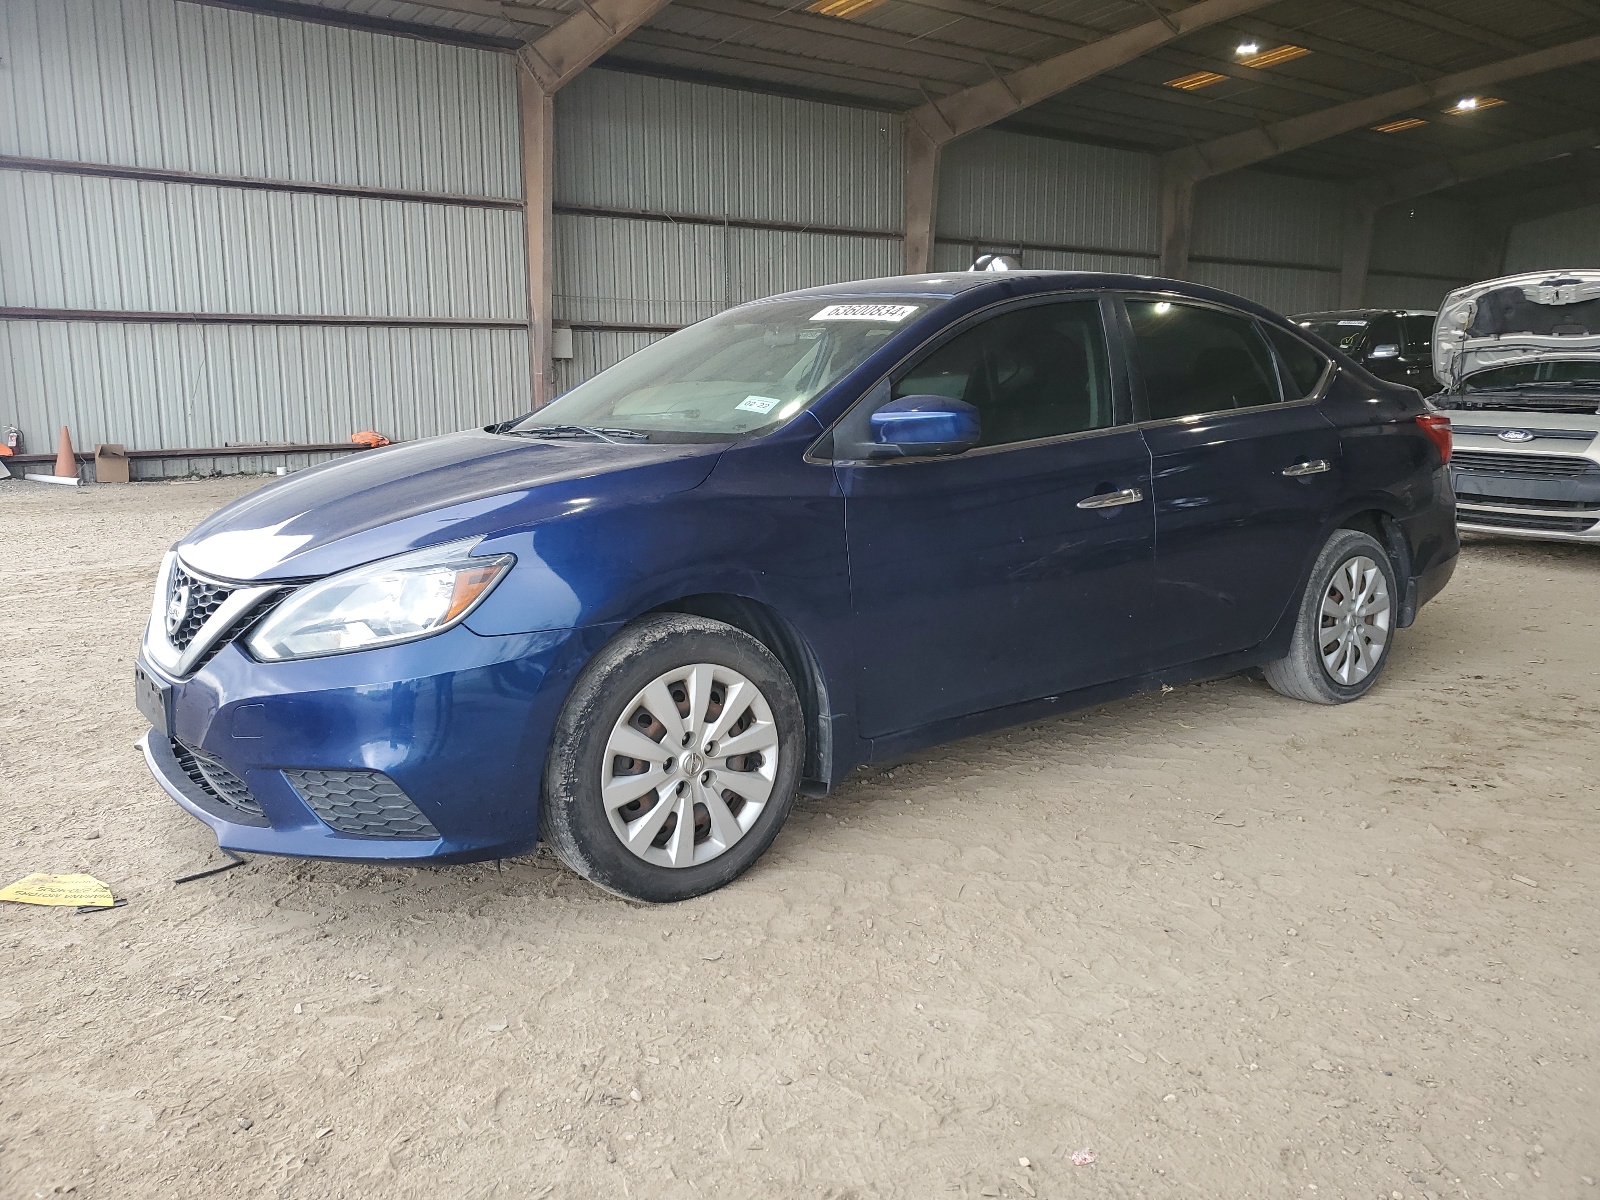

[517,0,673,89]
[901,0,1277,271]
[1355,127,1600,210]
[1159,34,1600,276]
[904,0,1276,147]
[1339,128,1600,305]
[1473,171,1600,225]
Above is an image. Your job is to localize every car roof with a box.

[747,270,1304,328]
[1293,308,1436,320]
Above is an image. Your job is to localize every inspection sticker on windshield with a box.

[811,303,919,322]
[735,395,782,414]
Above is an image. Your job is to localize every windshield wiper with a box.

[509,424,651,443]
[1503,379,1600,389]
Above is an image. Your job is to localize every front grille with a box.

[1451,450,1599,478]
[172,740,267,820]
[1458,508,1600,534]
[167,562,235,651]
[1456,493,1599,511]
[283,769,441,839]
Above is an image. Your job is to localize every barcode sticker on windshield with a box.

[735,395,782,414]
[811,304,920,323]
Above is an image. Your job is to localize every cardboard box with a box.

[93,444,130,485]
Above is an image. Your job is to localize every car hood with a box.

[1435,270,1600,388]
[176,431,723,582]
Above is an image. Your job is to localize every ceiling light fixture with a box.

[805,0,887,18]
[1239,43,1310,68]
[1447,95,1505,113]
[1166,70,1228,90]
[1235,41,1260,57]
[1372,117,1428,133]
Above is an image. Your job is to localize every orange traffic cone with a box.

[54,426,77,480]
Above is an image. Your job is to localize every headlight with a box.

[246,538,514,662]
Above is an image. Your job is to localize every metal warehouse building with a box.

[3,0,1599,478]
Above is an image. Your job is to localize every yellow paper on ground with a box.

[0,873,115,907]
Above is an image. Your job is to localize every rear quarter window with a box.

[1263,324,1329,399]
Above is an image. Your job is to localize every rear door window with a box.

[1401,314,1435,356]
[1125,300,1282,420]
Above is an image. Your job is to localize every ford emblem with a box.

[1497,428,1535,443]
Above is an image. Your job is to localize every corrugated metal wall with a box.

[1,0,521,193]
[1365,199,1484,310]
[935,129,1157,267]
[0,171,525,318]
[1505,205,1600,274]
[932,133,1368,317]
[0,0,526,475]
[5,0,1491,472]
[549,70,903,393]
[1189,171,1343,315]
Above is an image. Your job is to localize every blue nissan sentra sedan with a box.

[135,271,1458,901]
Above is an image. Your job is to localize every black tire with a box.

[540,613,805,902]
[1263,528,1399,705]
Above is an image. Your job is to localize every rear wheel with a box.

[541,614,804,901]
[1263,528,1397,705]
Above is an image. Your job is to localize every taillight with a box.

[1416,412,1452,465]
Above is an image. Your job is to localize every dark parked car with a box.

[1292,308,1437,390]
[136,272,1459,901]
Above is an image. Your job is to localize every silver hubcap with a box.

[602,663,780,869]
[1318,554,1391,686]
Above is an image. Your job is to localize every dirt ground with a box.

[1,475,1597,1200]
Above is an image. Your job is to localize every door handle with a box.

[1281,459,1331,477]
[1077,487,1143,510]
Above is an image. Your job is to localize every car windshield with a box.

[1300,318,1369,352]
[509,298,928,441]
[1464,360,1600,390]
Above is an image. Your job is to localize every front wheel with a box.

[1263,528,1398,705]
[541,614,805,902]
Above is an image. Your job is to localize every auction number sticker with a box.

[811,304,920,322]
[735,395,782,414]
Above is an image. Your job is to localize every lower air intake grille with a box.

[283,769,441,839]
[1458,508,1599,533]
[1451,451,1598,478]
[172,741,266,820]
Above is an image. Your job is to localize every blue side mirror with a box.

[868,395,981,458]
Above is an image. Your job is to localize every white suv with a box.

[1431,270,1600,544]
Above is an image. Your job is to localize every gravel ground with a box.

[2,475,1597,1200]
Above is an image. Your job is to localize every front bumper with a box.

[1451,448,1600,544]
[138,622,611,862]
[1457,511,1600,543]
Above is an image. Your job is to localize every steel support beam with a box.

[1337,127,1600,307]
[516,0,673,405]
[902,121,944,275]
[1475,173,1600,226]
[1354,127,1600,212]
[519,73,557,410]
[898,0,1275,272]
[1338,205,1377,308]
[1159,34,1600,278]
